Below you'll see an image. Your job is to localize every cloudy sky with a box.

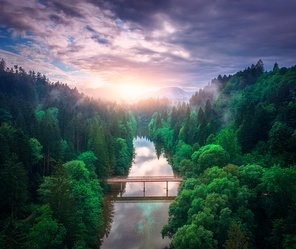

[0,0,296,100]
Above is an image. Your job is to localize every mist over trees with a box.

[0,58,296,248]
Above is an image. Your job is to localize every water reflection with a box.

[102,202,171,249]
[101,137,179,249]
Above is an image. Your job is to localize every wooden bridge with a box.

[110,196,176,203]
[106,176,183,197]
[107,176,183,183]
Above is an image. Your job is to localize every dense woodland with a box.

[0,58,296,249]
[0,59,136,248]
[148,60,296,248]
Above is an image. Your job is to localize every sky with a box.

[0,0,296,101]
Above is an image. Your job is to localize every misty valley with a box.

[0,59,296,249]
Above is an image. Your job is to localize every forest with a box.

[0,58,296,249]
[149,60,296,248]
[0,59,137,248]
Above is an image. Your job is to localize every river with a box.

[100,137,180,249]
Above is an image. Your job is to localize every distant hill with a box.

[82,87,124,102]
[82,86,194,103]
[142,87,193,101]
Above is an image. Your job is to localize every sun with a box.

[117,83,149,102]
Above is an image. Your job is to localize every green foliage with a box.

[224,221,248,249]
[28,137,43,165]
[163,166,254,248]
[88,116,112,177]
[150,62,296,249]
[35,110,45,123]
[64,160,90,181]
[268,121,296,164]
[162,188,194,237]
[38,161,104,248]
[0,108,13,123]
[0,217,25,248]
[0,154,28,217]
[261,165,296,220]
[26,204,66,249]
[172,140,192,169]
[64,160,104,247]
[191,144,230,173]
[38,107,64,164]
[154,127,174,150]
[283,234,296,249]
[114,138,131,174]
[172,224,217,249]
[215,128,242,163]
[38,164,78,247]
[127,110,137,136]
[239,164,264,189]
[0,60,138,248]
[179,159,196,177]
[2,59,296,248]
[77,151,98,179]
[0,123,31,169]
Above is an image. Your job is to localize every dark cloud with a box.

[0,0,296,93]
[91,35,109,45]
[84,25,110,45]
[50,1,83,18]
[85,25,96,33]
[45,1,84,18]
[160,0,296,69]
[89,0,296,72]
[49,14,66,25]
[0,3,39,33]
[92,0,171,28]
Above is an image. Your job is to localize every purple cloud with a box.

[0,0,296,99]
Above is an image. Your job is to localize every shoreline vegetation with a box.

[149,60,296,249]
[0,59,296,248]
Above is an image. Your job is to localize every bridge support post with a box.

[166,181,168,197]
[143,181,146,197]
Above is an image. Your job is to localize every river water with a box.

[100,137,180,249]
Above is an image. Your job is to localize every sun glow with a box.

[117,83,149,102]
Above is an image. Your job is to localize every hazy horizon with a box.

[1,0,296,100]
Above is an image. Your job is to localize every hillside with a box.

[0,59,137,248]
[148,60,296,249]
[142,87,192,101]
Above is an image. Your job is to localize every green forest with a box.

[0,59,137,248]
[0,58,296,249]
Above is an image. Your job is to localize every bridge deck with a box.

[107,176,183,183]
[110,196,176,202]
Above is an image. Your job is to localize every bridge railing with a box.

[106,176,183,183]
[126,176,182,180]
